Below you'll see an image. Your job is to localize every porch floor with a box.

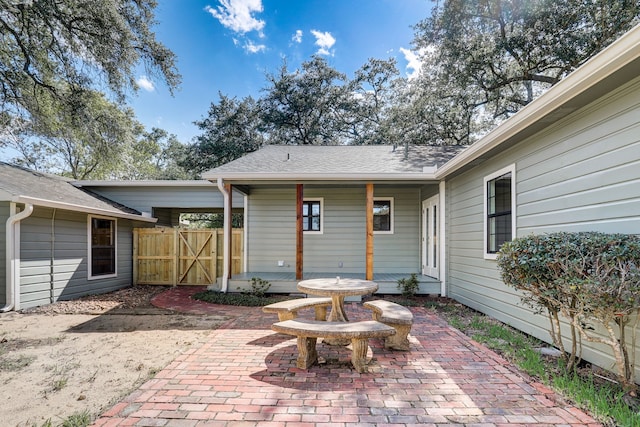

[226,272,441,296]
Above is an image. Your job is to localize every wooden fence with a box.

[133,228,243,286]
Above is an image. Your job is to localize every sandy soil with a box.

[0,287,230,427]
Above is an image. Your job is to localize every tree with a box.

[118,128,191,180]
[260,56,354,145]
[408,0,640,145]
[0,0,180,118]
[184,94,264,176]
[9,88,143,179]
[347,58,399,145]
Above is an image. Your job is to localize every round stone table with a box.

[297,277,378,323]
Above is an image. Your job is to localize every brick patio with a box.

[91,286,602,426]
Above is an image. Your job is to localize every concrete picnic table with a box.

[296,278,379,345]
[297,277,378,323]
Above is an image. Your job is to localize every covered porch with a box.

[225,271,441,295]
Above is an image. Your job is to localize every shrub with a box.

[245,277,271,297]
[397,273,419,298]
[498,232,640,390]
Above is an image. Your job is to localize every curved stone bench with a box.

[363,300,413,351]
[262,297,332,321]
[271,319,395,373]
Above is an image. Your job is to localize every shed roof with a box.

[0,162,156,222]
[202,144,466,182]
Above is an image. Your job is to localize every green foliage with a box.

[498,232,640,390]
[244,277,271,298]
[403,0,640,145]
[179,213,244,229]
[439,303,636,426]
[192,290,285,307]
[397,273,419,298]
[184,94,264,176]
[0,0,179,115]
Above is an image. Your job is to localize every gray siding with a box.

[18,206,140,309]
[446,76,640,380]
[90,185,244,215]
[246,186,421,275]
[0,202,8,305]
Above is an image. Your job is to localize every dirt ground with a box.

[0,286,230,427]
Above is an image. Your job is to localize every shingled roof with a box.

[203,144,467,181]
[0,162,154,221]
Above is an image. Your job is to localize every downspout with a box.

[216,178,230,293]
[2,203,34,312]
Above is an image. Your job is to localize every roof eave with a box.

[72,180,215,187]
[435,23,640,180]
[202,172,438,182]
[13,196,157,223]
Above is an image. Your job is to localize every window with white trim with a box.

[373,197,394,234]
[89,216,117,278]
[303,198,323,234]
[484,165,515,258]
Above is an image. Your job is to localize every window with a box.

[484,165,515,258]
[89,216,116,278]
[302,198,323,234]
[373,198,394,234]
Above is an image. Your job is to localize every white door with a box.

[422,195,439,278]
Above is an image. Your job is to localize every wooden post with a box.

[226,183,233,279]
[296,184,304,280]
[366,183,374,280]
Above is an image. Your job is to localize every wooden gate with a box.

[133,228,244,286]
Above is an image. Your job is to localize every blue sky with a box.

[129,0,433,143]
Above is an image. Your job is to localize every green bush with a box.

[498,232,640,390]
[245,277,271,297]
[397,273,419,298]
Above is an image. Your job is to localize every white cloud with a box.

[136,76,155,92]
[399,47,423,80]
[311,29,335,56]
[244,40,266,53]
[205,0,265,35]
[292,29,303,43]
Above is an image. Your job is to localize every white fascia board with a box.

[202,172,438,182]
[435,23,640,180]
[13,196,157,223]
[72,180,215,187]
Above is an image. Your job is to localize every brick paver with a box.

[91,287,602,426]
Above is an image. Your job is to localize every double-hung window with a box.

[302,198,323,234]
[89,216,117,278]
[484,165,515,258]
[373,198,394,234]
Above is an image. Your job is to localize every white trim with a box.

[303,198,324,235]
[243,193,248,273]
[72,180,216,187]
[422,195,439,278]
[204,172,438,181]
[13,196,156,223]
[483,164,516,260]
[87,215,118,280]
[373,197,394,235]
[438,181,447,297]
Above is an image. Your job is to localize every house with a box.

[0,166,243,310]
[203,24,640,380]
[0,163,156,310]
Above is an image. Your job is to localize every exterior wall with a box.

[17,206,145,309]
[246,185,422,275]
[446,76,640,379]
[0,201,8,305]
[89,185,244,216]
